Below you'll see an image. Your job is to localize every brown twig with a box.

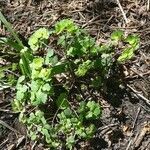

[0,108,17,113]
[0,139,8,148]
[0,119,20,134]
[98,123,118,131]
[127,84,150,106]
[126,107,141,150]
[133,123,150,149]
[116,0,129,24]
[147,0,150,11]
[132,107,141,130]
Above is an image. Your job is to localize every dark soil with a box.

[0,0,150,150]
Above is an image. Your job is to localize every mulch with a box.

[0,0,150,149]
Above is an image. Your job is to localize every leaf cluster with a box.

[10,19,140,149]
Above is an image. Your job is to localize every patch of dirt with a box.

[0,0,150,149]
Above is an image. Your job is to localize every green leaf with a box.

[66,135,75,149]
[41,117,47,125]
[45,49,54,65]
[125,35,140,47]
[50,63,67,76]
[86,101,95,110]
[0,37,23,51]
[20,47,32,77]
[111,30,124,41]
[31,80,41,92]
[31,70,40,79]
[36,91,47,104]
[75,60,93,77]
[57,35,66,46]
[55,19,78,34]
[28,28,49,51]
[42,83,51,92]
[35,110,44,117]
[67,46,85,57]
[12,99,24,112]
[86,101,102,119]
[41,128,50,137]
[29,131,37,141]
[0,37,7,44]
[31,57,44,70]
[56,93,69,109]
[63,108,73,118]
[48,56,58,66]
[16,91,24,100]
[35,28,49,39]
[118,47,134,62]
[18,84,28,93]
[19,111,27,123]
[93,107,101,116]
[31,90,48,105]
[78,101,86,113]
[85,124,95,138]
[28,37,38,51]
[0,71,5,79]
[17,76,25,83]
[86,112,93,119]
[38,68,51,80]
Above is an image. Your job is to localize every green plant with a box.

[78,101,101,120]
[0,12,24,48]
[110,30,140,62]
[0,12,32,88]
[0,60,18,90]
[10,19,139,149]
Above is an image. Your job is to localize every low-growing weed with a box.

[0,16,139,149]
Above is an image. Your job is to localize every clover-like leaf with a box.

[76,60,93,77]
[45,49,54,65]
[55,19,78,34]
[31,57,44,70]
[125,34,140,47]
[36,90,48,104]
[42,83,51,92]
[29,131,37,141]
[86,101,102,119]
[66,135,75,149]
[31,80,42,92]
[12,99,24,112]
[16,91,25,100]
[28,28,49,51]
[111,30,124,41]
[31,89,48,105]
[118,47,134,62]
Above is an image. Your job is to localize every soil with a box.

[0,0,150,150]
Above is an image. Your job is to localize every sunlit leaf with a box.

[42,83,51,92]
[118,47,134,62]
[75,60,93,77]
[111,30,124,41]
[28,28,49,51]
[31,57,44,70]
